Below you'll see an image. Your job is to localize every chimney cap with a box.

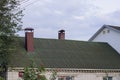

[24,28,34,31]
[59,29,65,33]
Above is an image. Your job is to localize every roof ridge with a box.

[34,37,108,44]
[19,36,108,44]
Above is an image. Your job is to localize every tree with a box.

[23,61,47,80]
[0,0,23,65]
[0,0,23,78]
[0,76,4,80]
[22,60,58,80]
[49,70,57,80]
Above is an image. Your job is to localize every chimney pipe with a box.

[25,28,34,52]
[58,29,65,40]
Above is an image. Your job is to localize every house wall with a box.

[7,71,21,80]
[7,70,120,80]
[91,28,120,54]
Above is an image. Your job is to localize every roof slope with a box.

[109,25,120,30]
[9,37,120,69]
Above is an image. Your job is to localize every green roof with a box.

[9,37,120,69]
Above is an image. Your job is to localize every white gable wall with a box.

[91,28,120,54]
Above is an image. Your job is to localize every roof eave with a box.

[8,67,120,73]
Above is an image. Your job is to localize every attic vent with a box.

[103,30,110,34]
[103,31,105,34]
[107,30,110,33]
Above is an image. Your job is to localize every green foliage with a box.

[0,0,23,64]
[49,70,57,80]
[0,0,23,79]
[0,76,4,80]
[23,61,47,80]
[23,60,58,80]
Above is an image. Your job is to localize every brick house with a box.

[6,28,120,80]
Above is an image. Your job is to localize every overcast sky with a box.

[18,0,120,41]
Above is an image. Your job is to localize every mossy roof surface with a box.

[9,37,120,69]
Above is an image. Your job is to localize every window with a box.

[103,77,112,80]
[58,76,74,80]
[58,77,64,80]
[66,76,74,80]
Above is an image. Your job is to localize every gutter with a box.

[8,67,120,73]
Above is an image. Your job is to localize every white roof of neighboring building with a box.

[89,25,120,41]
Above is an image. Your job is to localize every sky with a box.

[18,0,120,41]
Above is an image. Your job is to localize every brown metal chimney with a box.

[25,28,34,52]
[58,29,65,40]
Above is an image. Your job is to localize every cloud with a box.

[91,0,120,14]
[54,10,64,15]
[18,0,120,41]
[72,15,85,20]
